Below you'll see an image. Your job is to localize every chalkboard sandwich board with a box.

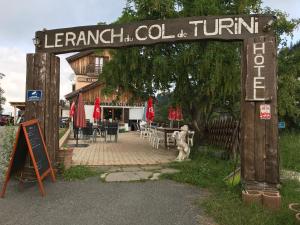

[1,119,56,197]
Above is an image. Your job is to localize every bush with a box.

[0,126,17,181]
[280,132,300,172]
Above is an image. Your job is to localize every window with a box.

[95,57,104,74]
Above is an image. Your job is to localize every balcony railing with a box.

[86,64,102,75]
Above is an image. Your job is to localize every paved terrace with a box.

[68,132,177,166]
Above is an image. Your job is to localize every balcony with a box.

[86,64,102,76]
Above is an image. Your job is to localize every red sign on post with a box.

[260,104,271,120]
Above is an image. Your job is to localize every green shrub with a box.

[63,166,101,181]
[0,126,17,180]
[280,132,300,172]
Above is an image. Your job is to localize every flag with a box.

[146,97,154,122]
[93,97,101,122]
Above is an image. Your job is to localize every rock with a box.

[150,173,161,180]
[108,167,122,172]
[122,167,142,172]
[100,173,108,179]
[141,165,162,171]
[160,168,180,174]
[281,170,300,182]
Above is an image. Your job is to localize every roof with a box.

[9,101,26,107]
[66,50,94,63]
[9,102,26,110]
[65,81,104,100]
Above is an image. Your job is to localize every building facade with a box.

[65,50,145,130]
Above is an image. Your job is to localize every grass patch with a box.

[63,166,102,181]
[164,146,300,225]
[203,179,300,225]
[161,147,234,189]
[280,132,300,172]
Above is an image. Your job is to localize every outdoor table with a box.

[157,127,181,148]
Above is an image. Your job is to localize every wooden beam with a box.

[35,15,274,54]
[241,40,255,181]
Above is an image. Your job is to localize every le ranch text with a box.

[35,15,274,54]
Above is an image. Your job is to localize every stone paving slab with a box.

[160,168,180,174]
[141,165,163,171]
[121,166,143,172]
[107,167,123,172]
[105,171,153,182]
[69,132,177,166]
[150,173,161,181]
[281,170,300,182]
[103,167,180,182]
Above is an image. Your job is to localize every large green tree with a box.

[102,0,299,139]
[277,41,300,129]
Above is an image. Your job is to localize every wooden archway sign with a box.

[25,14,279,191]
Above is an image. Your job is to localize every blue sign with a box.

[278,121,285,129]
[27,90,42,102]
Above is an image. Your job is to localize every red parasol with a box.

[168,107,172,121]
[168,107,176,121]
[146,97,154,123]
[74,93,86,128]
[69,101,75,117]
[93,97,101,122]
[175,106,183,121]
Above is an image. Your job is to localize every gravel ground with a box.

[0,178,211,225]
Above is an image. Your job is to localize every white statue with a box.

[172,125,190,161]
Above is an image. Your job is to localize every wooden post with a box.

[24,53,60,164]
[241,36,279,188]
[122,108,125,122]
[13,106,17,125]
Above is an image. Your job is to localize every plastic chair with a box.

[166,132,176,149]
[154,130,165,149]
[98,122,107,138]
[148,128,155,143]
[150,128,158,148]
[82,122,93,142]
[106,122,118,142]
[188,131,195,147]
[140,126,149,139]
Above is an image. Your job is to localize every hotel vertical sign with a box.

[245,36,276,101]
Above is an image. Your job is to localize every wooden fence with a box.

[206,118,240,159]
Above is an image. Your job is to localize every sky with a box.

[0,0,299,115]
